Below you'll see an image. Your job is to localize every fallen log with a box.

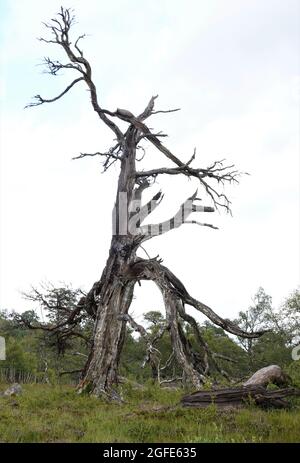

[181,386,300,409]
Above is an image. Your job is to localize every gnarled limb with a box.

[158,287,206,388]
[25,77,84,108]
[148,260,268,339]
[121,258,267,385]
[131,258,265,339]
[27,7,124,143]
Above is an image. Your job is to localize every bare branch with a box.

[136,166,189,177]
[150,108,181,115]
[138,95,158,121]
[29,8,124,142]
[137,94,180,121]
[186,296,268,340]
[135,156,242,213]
[117,313,148,337]
[25,77,84,108]
[137,131,168,143]
[72,152,108,160]
[74,34,86,56]
[130,118,242,211]
[136,145,146,162]
[72,141,123,172]
[41,56,85,75]
[72,150,121,162]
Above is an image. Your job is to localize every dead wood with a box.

[25,7,269,399]
[181,385,300,409]
[243,365,291,388]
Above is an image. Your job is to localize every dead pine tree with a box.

[26,7,266,400]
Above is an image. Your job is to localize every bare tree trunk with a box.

[77,127,138,399]
[78,279,135,398]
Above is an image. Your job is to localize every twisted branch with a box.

[27,7,123,142]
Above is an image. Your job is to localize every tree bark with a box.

[243,365,291,388]
[158,285,205,389]
[181,385,300,409]
[77,280,135,398]
[77,129,138,399]
[181,365,298,409]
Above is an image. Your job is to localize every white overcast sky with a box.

[0,0,299,325]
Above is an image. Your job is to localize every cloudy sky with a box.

[0,0,299,325]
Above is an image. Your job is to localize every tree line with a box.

[1,286,299,388]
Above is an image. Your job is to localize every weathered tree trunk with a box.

[77,129,138,399]
[181,385,300,409]
[78,280,135,398]
[181,365,298,409]
[28,8,270,400]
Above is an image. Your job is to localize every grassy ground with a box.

[0,383,299,443]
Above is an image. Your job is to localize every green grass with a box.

[0,383,299,443]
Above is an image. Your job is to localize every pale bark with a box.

[243,365,290,388]
[78,281,135,398]
[181,385,300,409]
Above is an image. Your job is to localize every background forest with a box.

[1,286,299,388]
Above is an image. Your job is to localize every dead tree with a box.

[26,8,267,399]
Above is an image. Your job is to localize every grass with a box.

[0,382,299,443]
